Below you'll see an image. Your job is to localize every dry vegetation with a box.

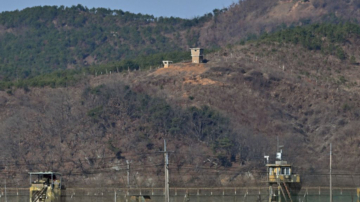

[1,37,360,187]
[197,0,360,47]
[3,0,360,188]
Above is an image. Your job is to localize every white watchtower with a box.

[190,48,204,63]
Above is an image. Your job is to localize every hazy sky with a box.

[0,0,237,19]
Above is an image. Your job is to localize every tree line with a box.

[0,5,219,81]
[0,50,195,90]
[258,22,360,60]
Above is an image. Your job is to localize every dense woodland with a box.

[0,5,221,80]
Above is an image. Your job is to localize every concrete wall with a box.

[190,49,203,57]
[192,56,203,64]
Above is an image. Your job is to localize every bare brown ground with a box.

[149,62,208,77]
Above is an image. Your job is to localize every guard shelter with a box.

[162,61,173,68]
[267,161,300,184]
[266,142,301,202]
[29,172,62,202]
[190,48,204,63]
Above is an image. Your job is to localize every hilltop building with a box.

[162,61,173,68]
[190,48,204,63]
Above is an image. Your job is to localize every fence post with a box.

[259,188,261,201]
[197,189,200,202]
[114,189,117,202]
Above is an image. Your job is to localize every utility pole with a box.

[5,177,7,202]
[126,160,130,188]
[4,162,7,202]
[157,140,172,202]
[164,140,169,202]
[330,143,332,202]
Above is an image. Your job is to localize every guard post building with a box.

[190,48,204,64]
[162,61,173,68]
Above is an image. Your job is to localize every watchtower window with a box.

[269,167,273,175]
[281,167,291,175]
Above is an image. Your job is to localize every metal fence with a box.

[0,187,358,202]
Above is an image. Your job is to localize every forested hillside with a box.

[0,5,215,80]
[1,22,360,187]
[2,0,360,187]
[3,0,360,82]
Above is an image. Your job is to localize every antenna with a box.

[276,136,284,152]
[276,136,284,160]
[264,155,269,164]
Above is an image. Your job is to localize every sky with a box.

[0,0,237,19]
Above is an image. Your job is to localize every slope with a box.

[1,23,360,187]
[2,0,360,82]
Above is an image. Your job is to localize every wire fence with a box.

[0,187,358,202]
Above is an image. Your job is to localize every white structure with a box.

[190,48,204,63]
[162,61,173,68]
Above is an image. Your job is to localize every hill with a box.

[1,23,360,187]
[0,5,214,80]
[2,0,360,82]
